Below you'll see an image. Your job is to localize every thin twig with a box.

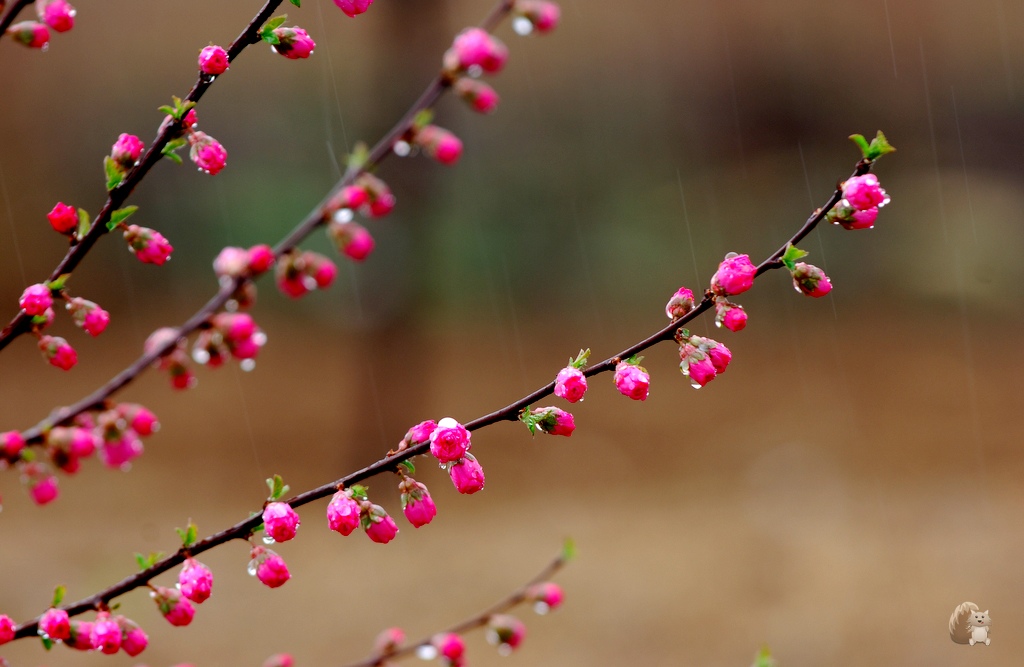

[0,0,286,351]
[10,155,874,640]
[0,0,33,40]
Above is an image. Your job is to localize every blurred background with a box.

[1,0,1023,664]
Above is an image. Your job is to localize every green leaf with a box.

[107,205,139,231]
[47,274,71,292]
[162,137,186,165]
[134,552,164,571]
[347,142,370,171]
[52,584,66,607]
[569,348,591,369]
[751,647,777,667]
[76,208,91,239]
[289,0,301,5]
[176,520,198,548]
[349,484,368,500]
[398,460,416,475]
[412,109,435,131]
[261,32,280,45]
[259,14,287,42]
[848,133,871,158]
[561,537,577,562]
[866,130,896,160]
[104,156,125,191]
[780,243,808,271]
[518,406,539,435]
[41,636,54,651]
[266,474,290,501]
[158,105,176,116]
[624,354,644,366]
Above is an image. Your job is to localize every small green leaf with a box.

[76,208,91,239]
[134,551,164,571]
[259,14,287,41]
[176,520,198,548]
[412,109,434,131]
[158,105,176,116]
[349,484,368,500]
[569,348,591,369]
[41,636,54,651]
[347,142,370,171]
[848,133,871,158]
[780,243,808,271]
[752,647,777,667]
[107,205,139,231]
[519,406,539,435]
[399,460,416,475]
[261,32,280,45]
[289,0,301,5]
[104,156,125,191]
[561,537,577,562]
[866,130,896,160]
[624,354,644,366]
[52,584,66,607]
[47,274,71,292]
[266,474,290,501]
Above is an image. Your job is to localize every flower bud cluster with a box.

[17,280,113,369]
[275,250,338,298]
[828,174,890,230]
[427,418,486,494]
[5,607,149,657]
[326,486,400,543]
[5,0,76,51]
[678,332,732,389]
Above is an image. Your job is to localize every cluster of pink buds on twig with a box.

[17,274,110,370]
[6,0,75,50]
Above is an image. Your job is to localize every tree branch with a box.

[0,0,32,41]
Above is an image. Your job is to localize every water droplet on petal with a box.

[513,16,534,35]
[467,64,483,78]
[247,560,258,576]
[334,208,354,224]
[253,332,268,346]
[394,141,411,157]
[192,349,211,365]
[533,601,550,615]
[263,534,275,545]
[225,299,239,312]
[416,645,438,661]
[497,644,514,657]
[240,359,256,372]
[690,380,703,390]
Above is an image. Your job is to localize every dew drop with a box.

[467,64,483,78]
[192,349,211,365]
[333,208,354,224]
[533,601,550,615]
[225,299,239,312]
[690,380,703,390]
[714,320,722,328]
[263,534,275,545]
[240,359,256,372]
[302,275,318,291]
[512,16,534,35]
[497,644,514,657]
[394,141,411,157]
[486,629,499,646]
[253,332,268,346]
[247,560,258,576]
[416,645,438,661]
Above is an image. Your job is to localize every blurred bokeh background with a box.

[1,0,1023,664]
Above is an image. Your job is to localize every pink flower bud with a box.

[685,354,716,387]
[47,202,78,234]
[327,489,361,536]
[152,586,195,626]
[518,0,561,32]
[526,581,564,612]
[400,479,437,528]
[449,454,485,495]
[213,246,249,279]
[183,108,198,129]
[327,185,369,212]
[403,419,437,447]
[847,206,879,230]
[357,174,396,218]
[487,614,526,651]
[19,283,52,316]
[66,297,110,336]
[665,286,695,320]
[38,335,77,371]
[415,125,463,165]
[262,654,295,667]
[39,607,70,640]
[198,45,229,75]
[842,174,888,210]
[327,220,375,262]
[37,0,75,32]
[365,507,399,544]
[719,304,747,332]
[90,611,122,654]
[447,28,508,74]
[29,473,59,504]
[8,20,49,48]
[613,360,650,401]
[248,244,276,274]
[375,627,405,655]
[98,433,144,470]
[189,131,227,175]
[333,0,373,17]
[308,253,338,288]
[0,615,13,645]
[256,552,291,588]
[111,133,144,170]
[271,26,315,59]
[707,341,732,374]
[118,403,159,436]
[117,616,148,657]
[554,365,587,403]
[1,431,25,459]
[429,417,471,463]
[711,253,757,296]
[124,225,174,265]
[455,78,500,114]
[262,502,300,543]
[790,262,832,297]
[433,633,465,663]
[64,620,96,650]
[179,559,213,604]
[529,407,575,436]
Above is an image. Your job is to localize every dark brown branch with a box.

[10,154,875,640]
[343,546,568,667]
[0,0,32,40]
[0,0,286,351]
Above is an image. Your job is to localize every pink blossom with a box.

[403,419,438,447]
[449,455,485,495]
[262,654,296,667]
[47,201,78,234]
[531,407,575,436]
[357,174,396,218]
[665,286,695,319]
[19,283,52,316]
[0,615,12,645]
[66,427,98,457]
[433,633,465,662]
[98,435,143,469]
[67,297,110,336]
[8,20,50,48]
[183,108,198,128]
[448,28,508,74]
[38,0,75,32]
[189,131,227,175]
[526,582,564,612]
[90,612,122,654]
[845,205,878,230]
[271,26,315,59]
[39,335,77,371]
[118,403,159,436]
[329,185,369,211]
[29,474,59,505]
[179,559,214,604]
[117,616,148,657]
[711,253,757,296]
[686,355,716,387]
[328,220,375,262]
[198,45,229,75]
[213,246,249,278]
[327,489,361,536]
[256,552,291,588]
[487,614,526,651]
[65,620,96,650]
[247,244,276,274]
[367,192,396,217]
[374,627,405,655]
[721,306,747,332]
[842,174,887,210]
[124,225,174,265]
[39,607,70,640]
[1,431,25,458]
[333,0,373,17]
[310,255,338,288]
[791,262,833,298]
[263,502,300,543]
[415,125,463,165]
[365,508,399,544]
[613,360,650,401]
[707,342,732,374]
[152,586,195,626]
[554,365,587,403]
[111,133,144,169]
[429,417,471,463]
[520,0,561,32]
[455,78,500,114]
[401,480,437,528]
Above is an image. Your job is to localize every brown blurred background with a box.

[1,0,1023,665]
